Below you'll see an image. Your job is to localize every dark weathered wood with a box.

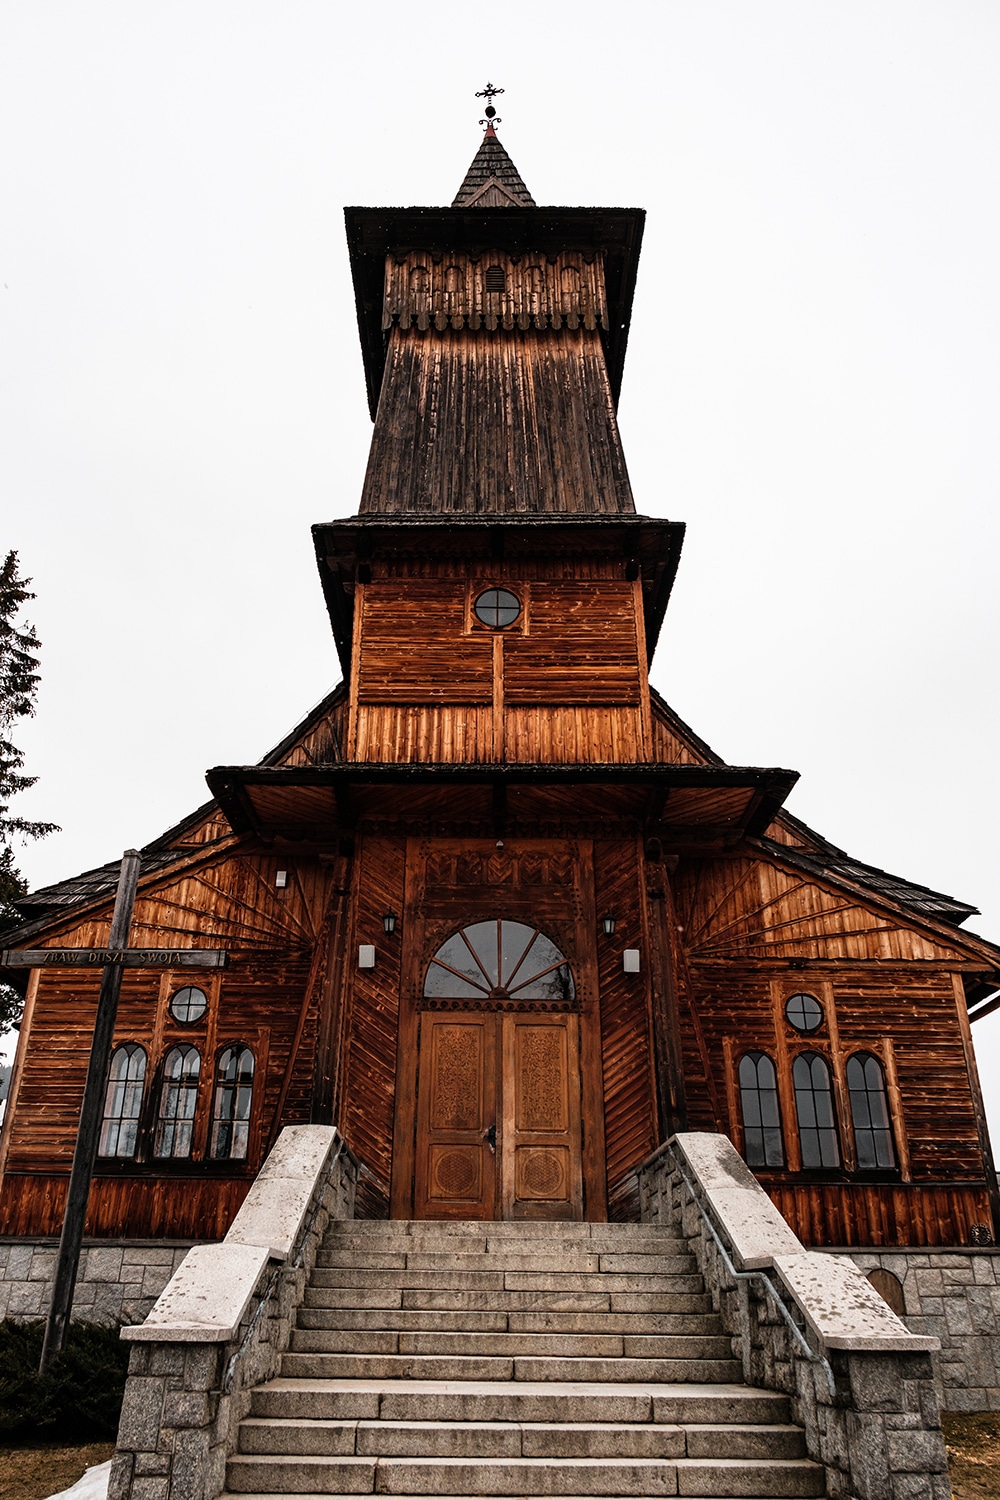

[1,948,227,969]
[40,850,141,1372]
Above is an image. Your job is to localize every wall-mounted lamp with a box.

[275,870,288,889]
[382,909,398,937]
[601,912,616,937]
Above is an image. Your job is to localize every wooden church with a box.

[2,116,999,1251]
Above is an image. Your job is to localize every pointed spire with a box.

[452,84,536,208]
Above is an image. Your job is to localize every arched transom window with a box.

[424,920,574,1006]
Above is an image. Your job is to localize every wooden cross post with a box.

[0,849,228,1373]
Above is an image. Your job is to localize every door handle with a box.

[482,1124,497,1152]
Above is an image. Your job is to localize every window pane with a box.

[210,1046,255,1161]
[424,921,573,1004]
[154,1045,201,1158]
[99,1045,146,1158]
[847,1053,896,1169]
[793,1054,840,1169]
[738,1052,784,1168]
[784,993,823,1033]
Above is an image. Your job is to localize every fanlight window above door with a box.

[424,920,574,1007]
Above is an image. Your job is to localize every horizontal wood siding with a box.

[357,582,492,703]
[504,583,641,705]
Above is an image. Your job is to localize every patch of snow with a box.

[46,1458,111,1500]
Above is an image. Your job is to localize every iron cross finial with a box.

[476,81,504,130]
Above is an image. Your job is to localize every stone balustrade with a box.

[108,1125,358,1500]
[640,1133,950,1500]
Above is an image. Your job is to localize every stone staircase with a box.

[224,1219,826,1499]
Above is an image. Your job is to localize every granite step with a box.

[238,1417,807,1460]
[224,1452,825,1496]
[248,1379,794,1426]
[297,1308,724,1335]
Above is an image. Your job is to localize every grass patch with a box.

[943,1412,1000,1500]
[0,1320,128,1445]
[0,1442,114,1500]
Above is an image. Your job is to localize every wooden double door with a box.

[413,1009,584,1220]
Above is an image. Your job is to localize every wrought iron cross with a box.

[476,81,504,129]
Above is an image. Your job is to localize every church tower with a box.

[2,101,999,1248]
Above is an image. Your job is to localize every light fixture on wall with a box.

[382,909,398,936]
[601,912,616,937]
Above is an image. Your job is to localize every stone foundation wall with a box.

[0,1238,194,1324]
[846,1248,1000,1412]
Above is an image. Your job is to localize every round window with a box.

[474,588,520,629]
[169,986,209,1024]
[785,992,823,1033]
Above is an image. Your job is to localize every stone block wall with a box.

[0,1239,193,1324]
[847,1249,1000,1412]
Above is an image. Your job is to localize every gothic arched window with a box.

[154,1045,201,1159]
[210,1046,255,1161]
[847,1053,896,1169]
[424,920,574,1005]
[738,1052,784,1168]
[98,1044,146,1158]
[793,1053,840,1169]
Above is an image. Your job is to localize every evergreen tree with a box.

[0,552,58,1034]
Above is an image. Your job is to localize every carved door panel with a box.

[413,1014,498,1219]
[502,1013,583,1220]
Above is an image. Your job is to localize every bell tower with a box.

[213,99,802,1221]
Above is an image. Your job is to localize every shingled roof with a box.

[452,125,536,208]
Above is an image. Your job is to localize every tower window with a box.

[154,1044,201,1158]
[474,588,521,628]
[98,1043,146,1159]
[847,1052,896,1169]
[793,1053,840,1169]
[484,264,505,292]
[738,1052,784,1168]
[785,992,823,1033]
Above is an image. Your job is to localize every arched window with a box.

[424,920,573,1005]
[738,1052,784,1168]
[793,1054,840,1169]
[98,1044,146,1158]
[847,1053,896,1169]
[210,1046,255,1161]
[154,1045,201,1159]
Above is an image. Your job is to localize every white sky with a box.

[3,1,1000,1147]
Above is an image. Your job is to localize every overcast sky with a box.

[3,1,1000,1141]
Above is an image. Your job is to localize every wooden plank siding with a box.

[338,835,408,1218]
[667,848,993,1246]
[0,848,336,1239]
[359,328,634,517]
[594,840,659,1220]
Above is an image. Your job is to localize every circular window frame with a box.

[784,991,824,1034]
[473,587,521,630]
[168,985,209,1026]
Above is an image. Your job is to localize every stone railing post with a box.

[109,1125,358,1500]
[640,1132,949,1500]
